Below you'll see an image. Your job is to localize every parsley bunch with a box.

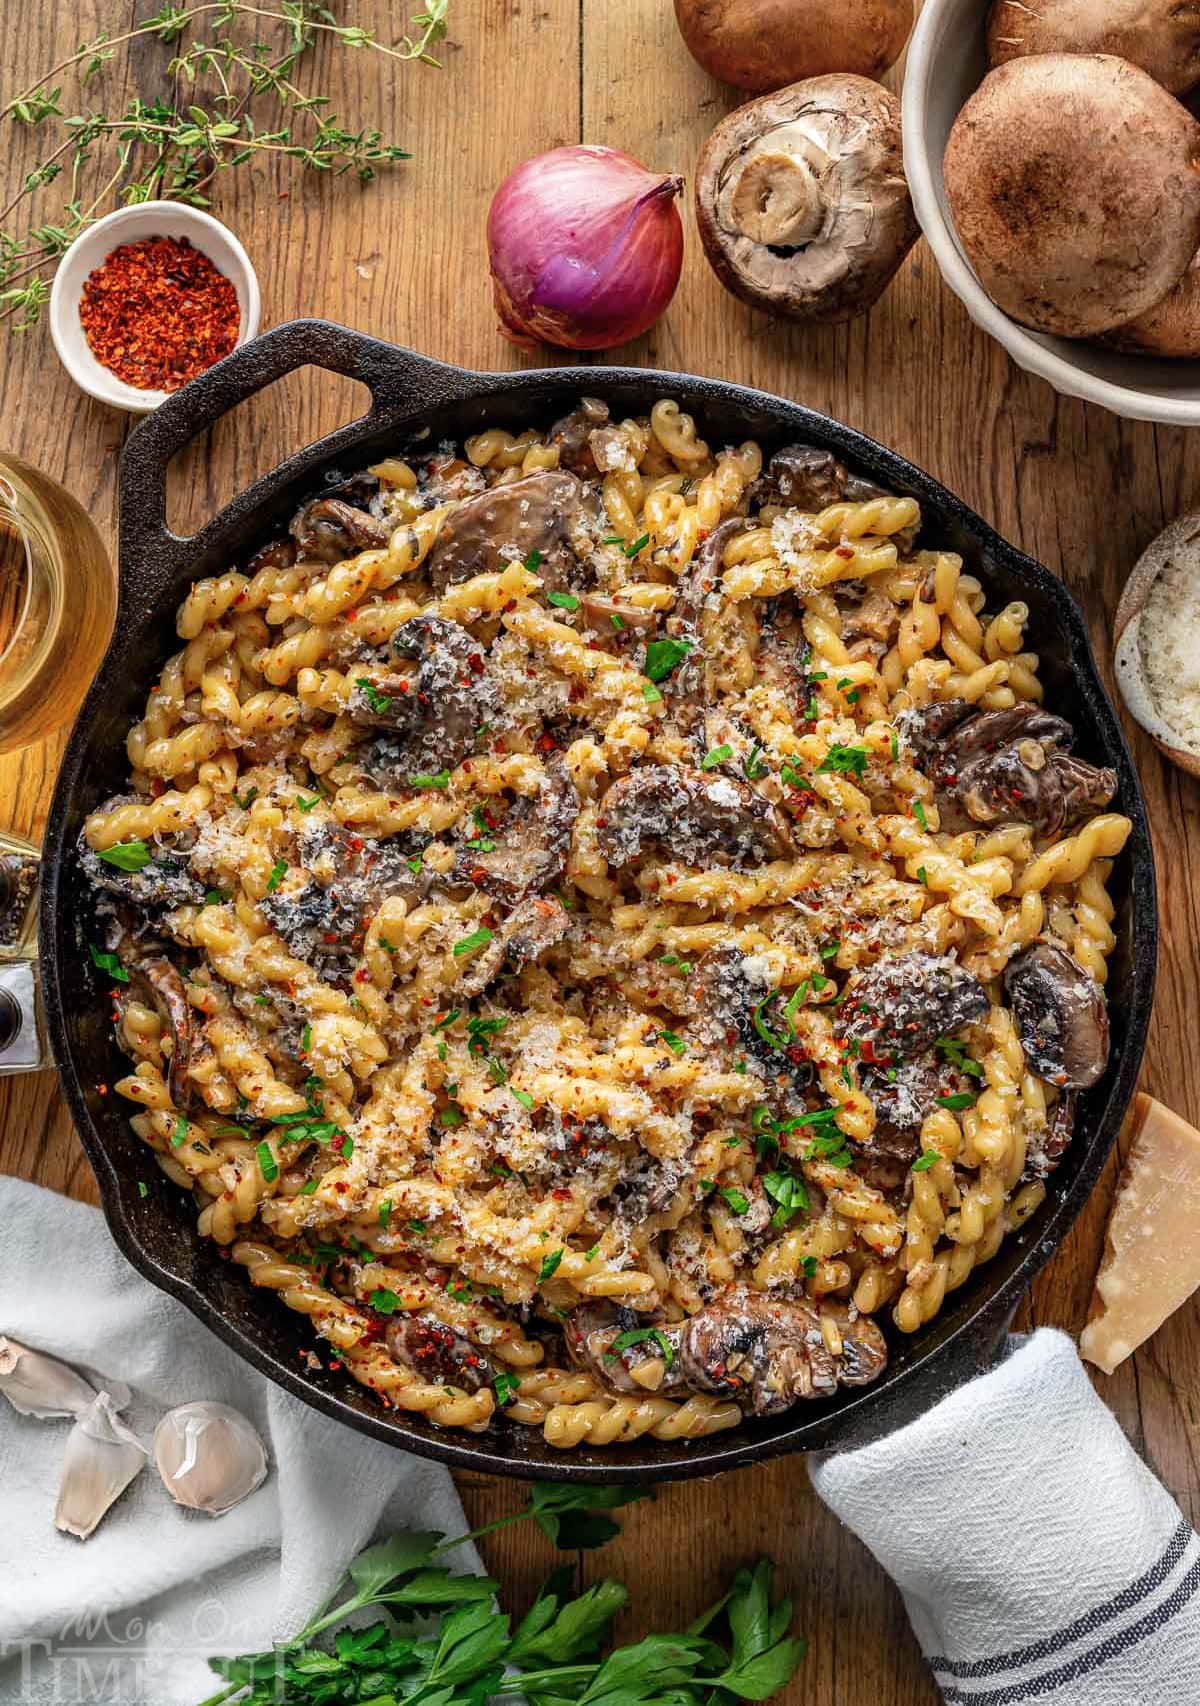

[196,1485,806,1706]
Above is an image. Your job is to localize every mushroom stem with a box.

[726,140,827,246]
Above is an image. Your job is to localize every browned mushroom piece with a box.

[595,766,793,869]
[453,760,579,901]
[79,808,206,913]
[455,896,572,998]
[424,470,600,594]
[695,77,918,324]
[858,1059,958,1160]
[245,537,298,576]
[546,397,610,476]
[1004,942,1109,1089]
[678,1287,887,1414]
[837,952,989,1065]
[564,1303,686,1395]
[577,594,658,635]
[691,943,816,1092]
[1040,1091,1078,1172]
[120,954,195,1109]
[290,475,387,564]
[986,0,1200,98]
[902,700,1117,837]
[750,444,850,512]
[825,1302,889,1387]
[943,56,1200,339]
[385,1312,496,1393]
[350,615,499,780]
[260,824,429,974]
[666,517,757,723]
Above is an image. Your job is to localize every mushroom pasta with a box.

[80,398,1131,1447]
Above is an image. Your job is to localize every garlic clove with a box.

[153,1400,268,1517]
[0,1336,98,1419]
[54,1391,147,1540]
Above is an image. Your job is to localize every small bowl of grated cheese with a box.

[1115,516,1200,779]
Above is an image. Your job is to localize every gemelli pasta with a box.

[81,399,1131,1447]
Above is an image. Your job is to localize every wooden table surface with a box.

[4,4,1200,1700]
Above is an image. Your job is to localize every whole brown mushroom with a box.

[1104,251,1200,358]
[943,55,1200,339]
[987,0,1200,97]
[674,0,913,94]
[695,76,918,323]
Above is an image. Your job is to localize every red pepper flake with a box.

[79,235,240,392]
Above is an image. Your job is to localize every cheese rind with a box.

[1080,1093,1200,1375]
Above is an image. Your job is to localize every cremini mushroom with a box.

[987,0,1200,97]
[1004,942,1110,1090]
[595,766,794,868]
[424,470,599,593]
[291,474,386,564]
[453,758,579,901]
[121,954,195,1109]
[903,700,1118,837]
[836,951,989,1063]
[386,1312,496,1392]
[547,396,610,475]
[350,614,499,779]
[153,1400,268,1517]
[565,1303,685,1395]
[1104,251,1200,359]
[695,76,918,323]
[678,1289,887,1415]
[674,0,913,93]
[943,55,1200,339]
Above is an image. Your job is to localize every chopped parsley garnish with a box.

[487,1056,508,1085]
[779,756,806,789]
[538,1248,565,1282]
[452,927,494,957]
[800,1255,818,1278]
[610,613,624,631]
[606,1326,675,1370]
[300,1023,312,1052]
[625,532,650,558]
[936,1091,978,1111]
[96,839,151,872]
[432,1007,461,1032]
[821,940,839,960]
[369,1287,401,1314]
[170,1114,188,1149]
[890,730,899,759]
[718,1186,750,1216]
[446,1278,472,1300]
[340,1134,354,1159]
[784,983,808,1024]
[512,1088,534,1111]
[524,549,543,573]
[642,680,663,704]
[763,1169,810,1227]
[378,1198,392,1229]
[752,995,788,1050]
[493,1371,521,1405]
[296,795,320,812]
[235,787,258,810]
[935,1037,983,1078]
[409,1219,427,1233]
[438,1104,464,1128]
[137,1181,148,1199]
[406,853,423,875]
[643,636,692,682]
[817,743,869,778]
[912,1151,940,1172]
[266,858,287,893]
[744,741,769,781]
[602,534,624,545]
[467,1014,508,1050]
[658,1030,686,1055]
[256,1141,279,1183]
[89,944,128,983]
[546,589,579,612]
[202,888,228,907]
[299,1178,319,1194]
[916,866,929,886]
[700,744,732,771]
[913,799,929,831]
[356,677,392,715]
[409,769,450,790]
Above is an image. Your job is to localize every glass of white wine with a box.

[0,453,116,755]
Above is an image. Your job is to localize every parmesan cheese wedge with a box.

[1080,1094,1200,1375]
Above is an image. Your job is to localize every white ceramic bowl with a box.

[49,202,260,414]
[902,0,1200,426]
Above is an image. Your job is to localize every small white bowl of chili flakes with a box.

[50,201,260,413]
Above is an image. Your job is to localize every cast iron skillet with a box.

[41,319,1157,1483]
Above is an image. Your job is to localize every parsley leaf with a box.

[409,769,451,790]
[701,743,733,771]
[763,1169,809,1227]
[718,1186,750,1215]
[912,1150,940,1172]
[817,743,869,779]
[96,839,151,872]
[606,1326,675,1370]
[368,1287,401,1313]
[547,589,580,612]
[538,1248,564,1282]
[936,1091,978,1111]
[643,637,692,682]
[453,927,494,957]
[89,944,128,983]
[266,858,287,893]
[356,676,392,715]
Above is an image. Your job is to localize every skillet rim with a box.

[39,323,1157,1482]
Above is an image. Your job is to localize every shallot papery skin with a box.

[488,145,684,351]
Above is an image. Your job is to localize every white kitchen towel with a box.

[810,1328,1200,1706]
[0,1176,477,1706]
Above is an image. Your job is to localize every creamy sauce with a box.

[1139,550,1200,754]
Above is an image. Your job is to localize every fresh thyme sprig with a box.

[0,0,449,330]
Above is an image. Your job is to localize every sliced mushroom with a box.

[1004,942,1109,1089]
[577,594,659,635]
[902,701,1117,837]
[80,809,206,914]
[424,470,600,594]
[565,1303,686,1395]
[547,397,610,475]
[750,444,849,512]
[667,517,757,722]
[261,825,428,975]
[595,766,793,869]
[453,759,579,901]
[858,1058,958,1160]
[351,615,498,779]
[290,474,387,564]
[455,896,572,998]
[691,943,815,1092]
[385,1311,495,1393]
[120,954,195,1109]
[1040,1090,1078,1173]
[245,537,297,575]
[678,1287,887,1415]
[695,76,918,323]
[837,952,989,1065]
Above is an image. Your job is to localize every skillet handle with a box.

[119,318,475,598]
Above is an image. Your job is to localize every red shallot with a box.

[487,145,684,351]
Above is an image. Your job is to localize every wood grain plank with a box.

[3,4,1200,1703]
